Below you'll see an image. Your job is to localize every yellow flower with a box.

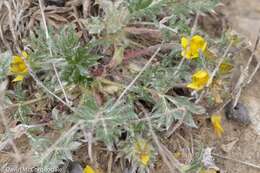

[134,139,151,166]
[83,165,96,173]
[181,35,207,59]
[187,70,209,90]
[140,153,150,166]
[9,51,29,82]
[211,114,224,138]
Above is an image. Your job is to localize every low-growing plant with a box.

[1,0,251,172]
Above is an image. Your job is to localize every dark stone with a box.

[225,101,251,125]
[44,0,65,7]
[61,161,83,173]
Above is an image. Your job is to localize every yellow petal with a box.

[187,82,202,90]
[193,70,209,80]
[181,36,193,59]
[187,70,209,90]
[140,153,150,166]
[192,35,207,50]
[181,37,189,48]
[12,75,25,82]
[10,62,28,73]
[12,55,24,64]
[83,165,96,173]
[134,139,152,166]
[21,51,28,59]
[211,114,224,138]
[191,35,207,57]
[181,35,207,59]
[10,65,21,73]
[9,51,29,80]
[193,70,209,86]
[183,49,193,59]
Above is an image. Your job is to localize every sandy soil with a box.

[202,0,260,172]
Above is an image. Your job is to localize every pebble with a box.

[225,101,251,125]
[44,0,65,7]
[60,161,83,173]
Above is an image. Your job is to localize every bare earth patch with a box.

[200,0,260,172]
[155,1,260,172]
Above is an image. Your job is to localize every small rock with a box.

[61,161,83,173]
[44,0,65,7]
[225,101,251,125]
[68,162,83,173]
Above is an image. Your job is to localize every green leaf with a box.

[96,0,129,34]
[167,96,205,114]
[85,17,105,34]
[29,129,81,170]
[73,95,139,147]
[0,51,11,80]
[129,0,153,12]
[183,111,197,128]
[141,66,181,93]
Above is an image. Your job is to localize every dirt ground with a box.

[157,0,260,172]
[197,0,260,173]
